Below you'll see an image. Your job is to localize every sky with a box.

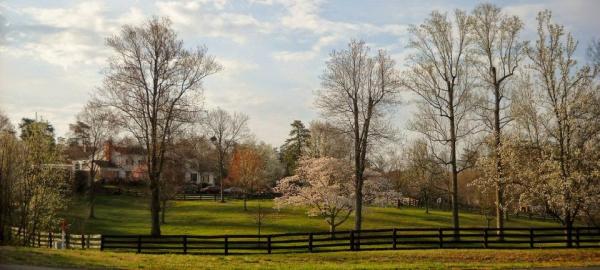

[0,0,599,146]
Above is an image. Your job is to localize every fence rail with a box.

[100,227,600,255]
[8,227,101,249]
[174,193,276,201]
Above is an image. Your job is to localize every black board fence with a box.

[100,227,600,255]
[174,193,276,201]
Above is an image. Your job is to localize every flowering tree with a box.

[274,157,354,234]
[522,10,600,245]
[363,169,402,208]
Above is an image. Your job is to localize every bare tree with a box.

[404,139,447,214]
[204,108,249,202]
[72,103,118,219]
[94,17,221,236]
[316,40,401,231]
[404,10,476,238]
[470,3,526,237]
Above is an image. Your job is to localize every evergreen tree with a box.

[280,120,310,175]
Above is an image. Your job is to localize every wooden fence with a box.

[9,227,101,249]
[174,193,276,201]
[101,227,600,255]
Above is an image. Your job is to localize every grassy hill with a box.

[62,195,559,235]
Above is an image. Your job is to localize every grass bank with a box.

[1,246,599,269]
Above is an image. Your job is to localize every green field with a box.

[63,194,558,235]
[1,246,599,269]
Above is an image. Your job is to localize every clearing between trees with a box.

[62,195,558,236]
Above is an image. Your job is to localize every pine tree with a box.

[280,120,310,175]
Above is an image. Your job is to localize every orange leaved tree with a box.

[228,145,266,211]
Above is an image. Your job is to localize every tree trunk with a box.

[243,193,248,211]
[449,87,460,240]
[219,152,225,203]
[149,173,161,236]
[88,166,96,219]
[493,82,505,241]
[565,214,573,247]
[161,200,166,224]
[354,176,363,231]
[425,192,429,214]
[88,185,96,219]
[88,201,95,220]
[329,216,336,239]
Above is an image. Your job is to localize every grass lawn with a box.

[62,194,559,235]
[1,246,599,269]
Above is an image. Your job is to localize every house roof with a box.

[112,145,146,155]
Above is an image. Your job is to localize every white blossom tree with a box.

[523,10,600,246]
[274,157,355,234]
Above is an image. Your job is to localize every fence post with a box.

[49,232,53,248]
[81,234,85,249]
[356,230,360,251]
[267,235,272,254]
[86,234,90,248]
[350,230,354,251]
[393,228,397,250]
[484,228,488,248]
[529,228,534,248]
[309,233,313,252]
[38,231,41,247]
[224,236,229,255]
[183,235,188,254]
[66,233,70,249]
[575,228,580,248]
[438,228,443,248]
[100,235,104,251]
[137,235,142,253]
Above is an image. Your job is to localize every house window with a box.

[191,173,198,182]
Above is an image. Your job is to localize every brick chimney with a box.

[103,139,113,162]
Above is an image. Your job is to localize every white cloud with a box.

[6,31,106,69]
[22,1,107,32]
[156,0,272,44]
[272,34,339,61]
[218,58,259,76]
[271,0,408,63]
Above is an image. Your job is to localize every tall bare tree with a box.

[72,103,118,219]
[470,3,526,237]
[95,17,221,236]
[316,40,401,231]
[404,10,476,238]
[204,108,249,203]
